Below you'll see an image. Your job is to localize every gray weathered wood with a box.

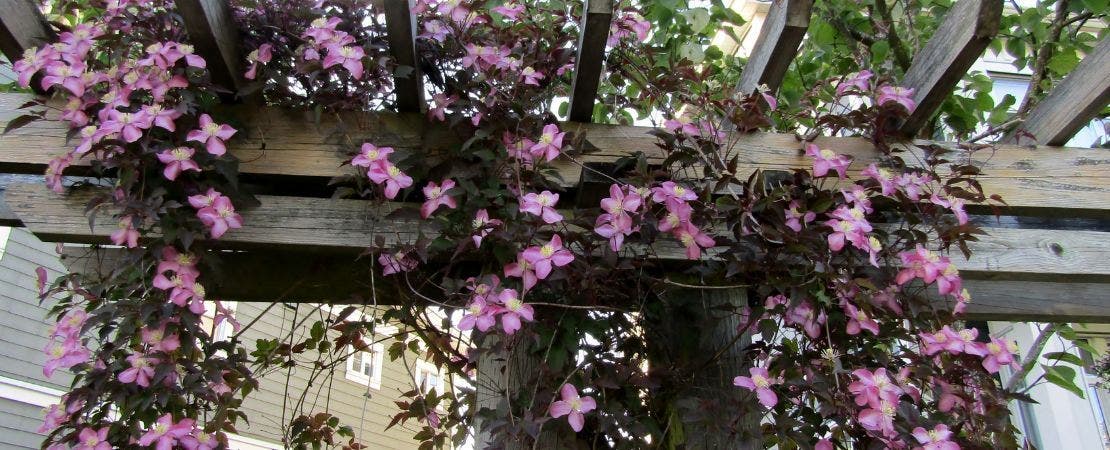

[734,0,813,96]
[1003,37,1110,146]
[384,0,424,113]
[899,0,1002,136]
[177,0,244,93]
[3,93,1108,218]
[0,0,54,94]
[958,279,1110,323]
[567,0,614,122]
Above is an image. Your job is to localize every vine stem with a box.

[1005,323,1061,392]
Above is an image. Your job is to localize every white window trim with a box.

[345,344,385,390]
[413,359,447,395]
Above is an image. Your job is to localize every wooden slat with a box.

[177,0,244,93]
[383,0,424,113]
[898,0,1002,136]
[0,0,54,95]
[8,182,1110,283]
[734,0,813,96]
[2,93,1108,218]
[958,280,1110,323]
[567,0,613,122]
[1003,37,1110,146]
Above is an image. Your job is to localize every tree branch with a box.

[871,0,913,72]
[1016,0,1071,115]
[1005,323,1061,392]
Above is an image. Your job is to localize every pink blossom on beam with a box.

[876,85,917,113]
[529,124,565,162]
[351,143,394,168]
[156,147,201,181]
[805,143,851,179]
[520,191,563,223]
[186,114,237,156]
[522,235,575,280]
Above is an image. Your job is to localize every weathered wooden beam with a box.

[177,0,244,93]
[567,0,614,122]
[0,0,54,94]
[8,183,1110,283]
[56,247,1110,322]
[734,0,813,96]
[899,0,1002,136]
[1003,37,1110,147]
[383,0,424,113]
[2,93,1108,218]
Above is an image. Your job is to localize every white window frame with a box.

[414,359,446,395]
[345,344,385,390]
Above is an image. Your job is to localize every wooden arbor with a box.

[1,0,1108,322]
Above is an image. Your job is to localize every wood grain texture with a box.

[899,0,1002,136]
[734,0,813,96]
[8,182,1110,282]
[383,0,424,113]
[957,279,1110,323]
[2,93,1108,217]
[1003,37,1110,146]
[177,0,244,92]
[567,0,614,122]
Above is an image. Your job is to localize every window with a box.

[414,360,445,395]
[345,344,384,389]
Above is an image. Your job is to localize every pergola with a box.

[1,0,1107,322]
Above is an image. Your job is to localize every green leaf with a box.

[870,40,890,63]
[1042,351,1084,367]
[1041,364,1085,398]
[680,8,711,33]
[1047,49,1080,75]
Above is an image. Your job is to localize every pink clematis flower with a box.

[51,310,88,340]
[492,2,525,19]
[877,85,917,113]
[379,252,418,276]
[75,426,111,450]
[785,200,816,232]
[39,402,69,433]
[805,143,852,179]
[815,439,834,450]
[895,245,948,286]
[844,302,880,335]
[142,104,183,132]
[13,47,56,88]
[974,338,1016,374]
[366,161,414,199]
[421,179,457,219]
[323,44,365,79]
[41,61,87,96]
[156,147,201,181]
[180,431,219,450]
[119,353,157,387]
[861,164,898,196]
[141,324,181,353]
[912,424,959,450]
[858,398,898,438]
[733,367,780,408]
[111,215,140,248]
[520,66,545,86]
[663,116,700,136]
[895,172,933,201]
[428,93,456,122]
[651,181,698,203]
[673,223,715,260]
[458,297,498,332]
[836,70,873,96]
[600,184,641,226]
[529,124,565,162]
[158,247,200,278]
[504,255,539,291]
[138,414,194,450]
[244,43,273,80]
[196,196,243,239]
[504,132,536,164]
[848,368,903,408]
[520,191,563,223]
[523,235,575,280]
[471,209,502,248]
[186,114,237,156]
[497,289,534,334]
[420,21,450,42]
[785,301,826,339]
[43,338,89,377]
[549,384,597,432]
[351,143,394,168]
[103,109,152,143]
[658,199,692,233]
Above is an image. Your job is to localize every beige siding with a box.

[233,302,440,449]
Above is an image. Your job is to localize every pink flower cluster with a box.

[662,116,725,142]
[920,326,1017,373]
[850,368,909,440]
[353,143,414,199]
[457,276,535,335]
[895,245,969,313]
[139,414,217,450]
[652,181,714,259]
[594,184,643,251]
[44,310,90,378]
[302,17,365,79]
[607,11,651,47]
[152,247,207,314]
[834,71,918,113]
[505,235,574,291]
[379,251,420,276]
[188,188,243,239]
[39,394,83,434]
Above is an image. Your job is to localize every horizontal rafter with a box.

[1,93,1107,218]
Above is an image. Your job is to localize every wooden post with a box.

[177,0,245,93]
[733,0,814,97]
[567,0,613,123]
[383,0,425,113]
[474,337,567,449]
[898,0,1002,136]
[0,0,54,94]
[1003,37,1110,146]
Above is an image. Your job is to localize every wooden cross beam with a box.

[2,93,1108,218]
[567,0,614,122]
[383,0,425,113]
[899,0,1003,136]
[177,0,245,93]
[1003,37,1110,146]
[734,0,814,96]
